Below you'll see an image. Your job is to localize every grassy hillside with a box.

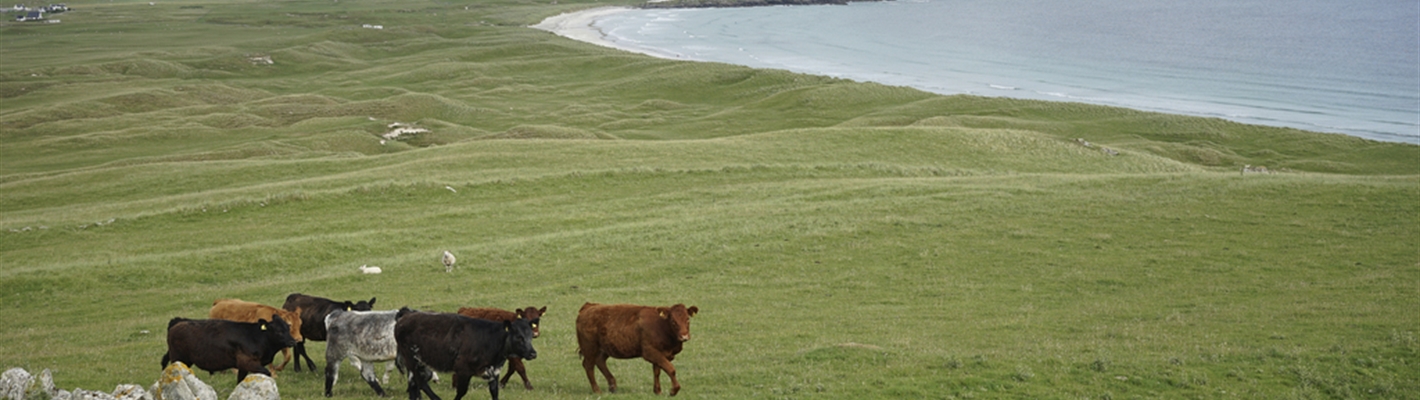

[2,0,1417,399]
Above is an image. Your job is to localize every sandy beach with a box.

[529,7,679,60]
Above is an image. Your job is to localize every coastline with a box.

[531,5,1420,144]
[529,7,681,60]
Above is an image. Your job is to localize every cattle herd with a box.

[161,293,699,400]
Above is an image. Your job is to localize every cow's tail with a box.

[395,306,415,320]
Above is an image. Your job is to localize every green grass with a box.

[2,0,1418,399]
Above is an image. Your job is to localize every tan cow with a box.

[209,298,303,373]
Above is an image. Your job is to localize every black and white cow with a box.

[283,293,376,372]
[394,309,537,400]
[162,316,299,384]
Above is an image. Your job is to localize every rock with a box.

[111,385,150,400]
[0,368,60,400]
[4,370,29,400]
[69,389,115,400]
[225,375,276,400]
[3,368,34,400]
[152,363,215,400]
[35,370,57,399]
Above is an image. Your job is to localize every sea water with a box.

[592,0,1420,144]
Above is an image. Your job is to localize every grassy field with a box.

[2,0,1418,399]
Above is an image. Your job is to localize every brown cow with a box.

[576,302,699,396]
[456,306,546,390]
[210,298,304,372]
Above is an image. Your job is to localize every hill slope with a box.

[2,0,1417,398]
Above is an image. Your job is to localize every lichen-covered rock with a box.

[152,363,215,400]
[110,385,150,400]
[225,375,276,400]
[2,368,33,400]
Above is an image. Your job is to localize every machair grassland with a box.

[2,0,1417,399]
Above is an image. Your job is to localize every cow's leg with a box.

[595,356,617,393]
[324,356,340,397]
[581,355,602,393]
[359,358,386,397]
[449,371,470,400]
[273,347,291,371]
[236,355,273,385]
[486,374,500,400]
[404,366,420,400]
[295,341,317,372]
[416,367,442,400]
[646,354,680,396]
[405,364,437,400]
[653,364,662,395]
[501,357,531,390]
[382,361,396,385]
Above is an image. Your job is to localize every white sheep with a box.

[442,251,456,273]
[359,265,383,274]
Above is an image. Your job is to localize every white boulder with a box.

[225,375,276,400]
[151,363,215,400]
[2,367,33,400]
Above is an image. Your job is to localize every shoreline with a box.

[530,6,1420,144]
[529,7,682,60]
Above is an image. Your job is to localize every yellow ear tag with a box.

[346,306,352,311]
[261,324,267,331]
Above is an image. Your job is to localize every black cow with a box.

[162,316,298,384]
[394,309,537,400]
[282,293,376,372]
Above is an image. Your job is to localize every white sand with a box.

[529,7,680,60]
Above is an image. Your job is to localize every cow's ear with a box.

[539,306,548,314]
[504,320,512,332]
[369,297,377,306]
[658,308,669,319]
[687,306,699,317]
[516,309,526,319]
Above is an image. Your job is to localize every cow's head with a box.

[659,304,699,342]
[342,297,376,312]
[505,318,538,361]
[260,316,299,348]
[279,307,304,342]
[516,306,547,339]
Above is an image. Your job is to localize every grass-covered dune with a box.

[2,0,1417,399]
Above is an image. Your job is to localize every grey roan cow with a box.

[162,316,299,384]
[395,309,537,400]
[324,307,408,397]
